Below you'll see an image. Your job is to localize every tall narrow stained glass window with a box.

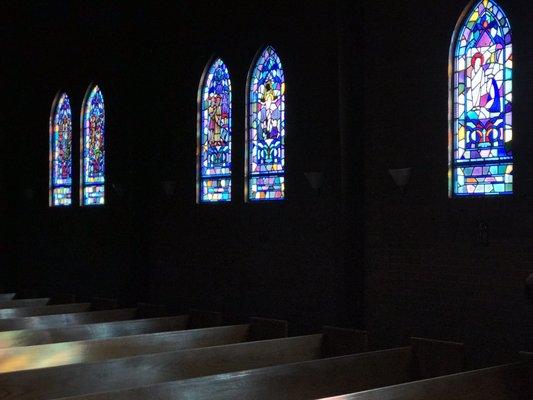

[197,57,232,202]
[49,93,73,206]
[246,46,286,201]
[450,0,513,196]
[81,84,105,206]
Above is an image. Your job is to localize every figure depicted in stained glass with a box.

[247,46,285,201]
[49,93,73,206]
[81,84,105,206]
[451,0,512,196]
[198,58,232,202]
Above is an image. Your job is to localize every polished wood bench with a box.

[0,298,49,309]
[0,327,367,400]
[0,308,138,333]
[0,314,189,348]
[0,308,223,349]
[0,303,91,319]
[319,359,531,400]
[0,294,16,301]
[0,317,287,373]
[59,337,463,400]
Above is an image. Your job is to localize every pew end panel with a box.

[88,297,118,311]
[248,317,288,341]
[136,303,169,318]
[321,326,369,357]
[189,309,223,328]
[48,294,77,305]
[410,337,465,379]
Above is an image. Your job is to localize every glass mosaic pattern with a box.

[451,0,512,196]
[247,46,286,201]
[198,58,232,202]
[81,85,105,206]
[49,93,73,206]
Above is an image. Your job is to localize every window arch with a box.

[450,0,513,196]
[49,92,73,206]
[197,57,232,202]
[246,45,286,201]
[80,84,106,206]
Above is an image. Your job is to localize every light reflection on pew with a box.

[0,308,138,334]
[0,294,16,301]
[0,327,368,400]
[59,338,465,400]
[0,317,287,373]
[0,303,91,319]
[0,309,223,349]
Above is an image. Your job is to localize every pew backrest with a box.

[0,303,91,319]
[0,308,137,332]
[319,362,530,400]
[0,334,325,400]
[0,324,250,373]
[55,347,414,400]
[0,314,188,348]
[0,294,16,301]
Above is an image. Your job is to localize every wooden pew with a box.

[0,308,138,333]
[58,337,463,400]
[0,327,368,400]
[0,294,16,301]
[0,303,91,319]
[0,318,288,373]
[0,298,49,309]
[0,315,189,349]
[319,361,531,400]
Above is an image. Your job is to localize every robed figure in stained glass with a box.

[247,46,286,201]
[81,84,106,206]
[451,0,512,196]
[198,58,232,202]
[49,92,73,206]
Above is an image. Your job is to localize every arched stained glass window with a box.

[81,84,105,206]
[197,57,232,202]
[246,45,286,201]
[450,0,512,196]
[49,92,73,206]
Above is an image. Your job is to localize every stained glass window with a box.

[246,46,286,201]
[81,84,105,206]
[49,93,73,206]
[198,58,232,202]
[450,0,512,196]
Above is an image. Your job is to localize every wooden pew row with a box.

[0,328,368,400]
[0,309,223,349]
[0,303,91,320]
[0,318,287,373]
[0,298,50,309]
[0,308,138,333]
[0,294,16,301]
[0,315,189,349]
[57,337,464,400]
[319,360,532,400]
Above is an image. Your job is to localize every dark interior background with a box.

[2,0,531,367]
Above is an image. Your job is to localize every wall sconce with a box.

[304,171,324,192]
[388,167,411,193]
[161,180,176,197]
